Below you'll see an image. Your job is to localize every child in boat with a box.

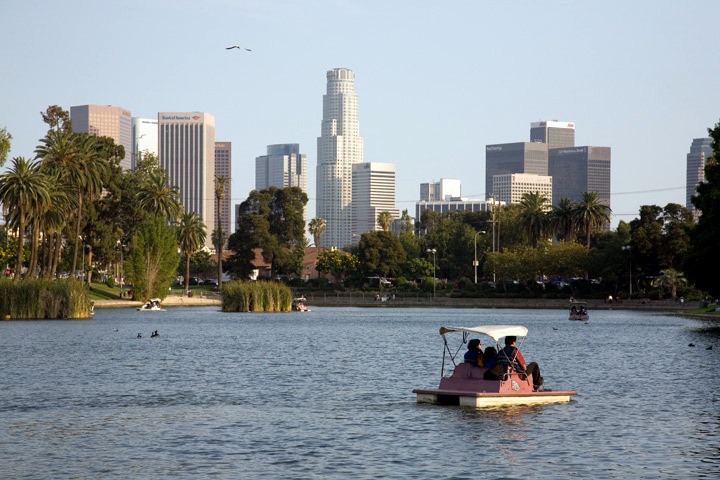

[463,339,483,365]
[498,336,544,390]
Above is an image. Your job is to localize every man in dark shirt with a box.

[498,336,543,390]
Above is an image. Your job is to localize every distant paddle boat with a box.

[137,298,164,311]
[569,302,589,321]
[413,325,577,408]
[292,297,310,312]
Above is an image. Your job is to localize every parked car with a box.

[203,279,218,286]
[188,277,200,286]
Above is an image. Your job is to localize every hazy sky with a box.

[2,0,719,231]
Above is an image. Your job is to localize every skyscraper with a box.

[419,178,461,202]
[215,142,232,236]
[316,68,364,248]
[492,173,553,206]
[132,117,158,169]
[548,146,611,208]
[255,144,307,192]
[70,104,132,169]
[158,112,215,248]
[530,120,575,149]
[485,142,548,200]
[352,162,399,238]
[686,137,713,219]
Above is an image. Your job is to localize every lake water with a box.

[1,306,718,479]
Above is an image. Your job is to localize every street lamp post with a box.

[117,240,124,299]
[427,248,436,299]
[474,230,487,284]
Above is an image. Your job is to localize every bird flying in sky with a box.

[226,46,251,51]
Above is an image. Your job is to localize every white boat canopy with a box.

[439,325,528,343]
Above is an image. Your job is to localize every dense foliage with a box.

[124,217,179,300]
[222,280,292,312]
[0,278,90,319]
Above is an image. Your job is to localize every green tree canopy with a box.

[356,230,407,278]
[684,118,720,297]
[125,216,179,300]
[0,127,11,167]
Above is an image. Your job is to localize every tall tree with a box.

[125,216,179,300]
[308,217,326,277]
[0,157,51,281]
[177,212,207,295]
[518,191,549,248]
[0,127,12,168]
[549,197,576,242]
[573,191,612,248]
[684,118,720,297]
[653,269,687,299]
[137,170,182,222]
[377,211,393,232]
[40,105,72,133]
[214,175,228,291]
[357,231,407,278]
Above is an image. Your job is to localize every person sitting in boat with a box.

[497,336,544,390]
[570,305,578,315]
[482,346,497,368]
[578,306,587,315]
[463,339,483,365]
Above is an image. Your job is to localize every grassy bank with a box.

[222,281,293,312]
[0,279,91,319]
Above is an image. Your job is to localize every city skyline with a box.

[2,1,720,233]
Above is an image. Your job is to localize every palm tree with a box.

[214,175,227,291]
[549,197,576,242]
[36,131,108,276]
[137,170,182,222]
[0,157,51,281]
[573,191,612,248]
[308,217,326,278]
[377,211,393,232]
[518,191,549,248]
[177,212,207,295]
[653,269,687,299]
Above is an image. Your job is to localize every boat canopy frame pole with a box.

[441,332,470,376]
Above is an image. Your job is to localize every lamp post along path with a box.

[474,230,486,284]
[427,248,436,299]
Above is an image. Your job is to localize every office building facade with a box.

[492,173,553,207]
[158,112,216,248]
[131,117,159,169]
[352,162,399,238]
[686,137,713,219]
[420,178,461,202]
[255,144,307,192]
[70,104,132,170]
[415,199,498,224]
[485,142,548,200]
[215,142,232,237]
[548,146,611,208]
[316,68,364,248]
[530,120,575,149]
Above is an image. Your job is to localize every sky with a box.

[2,0,719,232]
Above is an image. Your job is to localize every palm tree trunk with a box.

[51,232,62,279]
[86,247,93,285]
[217,212,223,292]
[28,221,40,278]
[14,208,25,282]
[72,192,83,276]
[185,253,191,295]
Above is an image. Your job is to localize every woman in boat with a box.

[498,336,544,390]
[463,339,483,365]
[482,346,497,368]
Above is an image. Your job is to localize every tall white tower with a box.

[316,68,364,248]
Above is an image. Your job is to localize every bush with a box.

[221,280,293,312]
[0,278,90,319]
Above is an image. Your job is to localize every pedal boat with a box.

[569,302,589,321]
[292,297,310,312]
[137,298,164,311]
[413,325,577,408]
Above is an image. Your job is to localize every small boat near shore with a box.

[137,298,165,311]
[413,325,577,408]
[292,297,310,312]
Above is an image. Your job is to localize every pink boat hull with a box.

[413,363,577,407]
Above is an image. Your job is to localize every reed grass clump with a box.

[0,278,91,320]
[222,280,293,312]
